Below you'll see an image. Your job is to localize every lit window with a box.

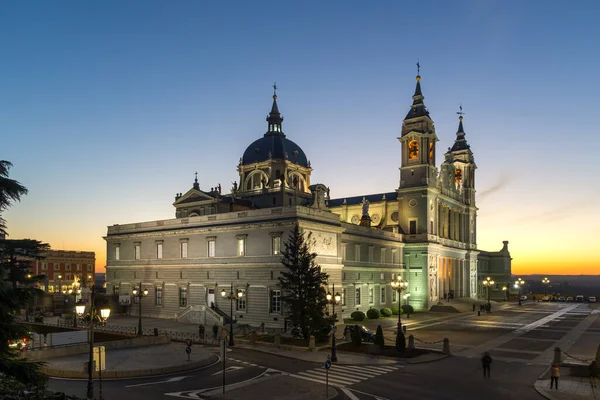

[54,264,60,271]
[208,240,215,257]
[181,242,188,258]
[237,237,246,256]
[76,264,81,271]
[157,243,163,259]
[66,264,71,271]
[134,244,141,260]
[42,263,47,270]
[381,287,386,303]
[369,287,374,304]
[392,289,397,302]
[179,287,187,307]
[155,287,163,306]
[272,236,281,255]
[115,246,120,261]
[237,289,246,311]
[271,289,281,313]
[355,287,361,305]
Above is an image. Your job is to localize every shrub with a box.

[391,307,399,315]
[351,324,362,347]
[401,304,414,314]
[351,311,365,321]
[380,307,393,317]
[374,325,385,347]
[366,308,381,319]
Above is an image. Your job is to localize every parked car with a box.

[551,296,558,302]
[588,296,597,303]
[558,296,566,302]
[566,297,574,302]
[542,296,550,302]
[576,295,584,302]
[344,325,375,342]
[519,295,527,301]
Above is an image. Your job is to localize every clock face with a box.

[408,140,419,159]
[371,213,381,225]
[351,215,360,224]
[391,212,399,222]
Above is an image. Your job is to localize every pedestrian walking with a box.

[550,363,560,389]
[481,352,492,378]
[590,360,598,388]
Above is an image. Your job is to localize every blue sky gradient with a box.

[2,1,599,273]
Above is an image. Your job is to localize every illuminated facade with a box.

[105,76,511,328]
[31,250,96,293]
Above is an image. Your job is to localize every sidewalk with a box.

[534,365,599,400]
[43,342,218,378]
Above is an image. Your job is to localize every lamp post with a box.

[502,286,508,301]
[69,287,82,328]
[221,284,242,347]
[132,283,148,336]
[391,277,409,347]
[57,274,62,293]
[515,278,525,305]
[542,277,550,296]
[326,284,341,362]
[76,285,110,400]
[482,277,495,311]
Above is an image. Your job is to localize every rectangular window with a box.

[134,244,141,260]
[409,220,417,234]
[65,264,71,271]
[181,242,188,258]
[114,286,120,296]
[157,243,163,259]
[237,237,246,256]
[369,287,374,304]
[342,288,346,306]
[155,287,163,306]
[271,289,281,313]
[380,273,385,280]
[368,246,374,262]
[355,287,361,305]
[355,245,361,261]
[76,264,81,271]
[115,246,120,261]
[392,289,397,302]
[392,273,396,281]
[237,289,246,311]
[208,240,216,257]
[381,287,386,303]
[272,236,281,255]
[380,248,386,263]
[42,263,47,270]
[54,264,60,271]
[392,249,397,264]
[179,287,187,307]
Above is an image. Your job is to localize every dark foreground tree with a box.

[278,223,330,341]
[0,160,28,236]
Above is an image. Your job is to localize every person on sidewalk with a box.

[590,360,598,388]
[481,352,492,378]
[550,363,560,389]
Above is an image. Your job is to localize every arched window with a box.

[408,140,419,159]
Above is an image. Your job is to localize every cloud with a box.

[479,173,513,199]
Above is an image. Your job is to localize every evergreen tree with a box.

[278,223,330,341]
[0,161,28,236]
[374,324,385,348]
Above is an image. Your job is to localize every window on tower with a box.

[408,140,419,159]
[454,169,462,185]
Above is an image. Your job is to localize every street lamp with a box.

[326,284,341,362]
[542,277,550,296]
[69,287,82,328]
[221,284,242,347]
[502,286,508,301]
[482,277,495,311]
[57,274,62,293]
[132,283,148,336]
[515,278,525,305]
[75,285,110,400]
[391,277,409,350]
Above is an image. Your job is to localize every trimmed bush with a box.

[351,311,366,321]
[401,304,414,314]
[374,325,385,347]
[366,308,381,319]
[380,307,393,317]
[391,307,400,315]
[351,324,362,347]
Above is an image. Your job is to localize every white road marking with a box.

[125,376,189,388]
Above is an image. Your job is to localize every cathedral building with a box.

[104,75,511,329]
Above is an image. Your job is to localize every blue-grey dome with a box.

[242,133,308,167]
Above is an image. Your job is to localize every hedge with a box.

[351,311,366,321]
[366,308,381,319]
[380,307,393,317]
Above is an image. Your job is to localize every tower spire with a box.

[405,64,428,119]
[450,105,470,152]
[266,82,284,136]
[193,171,200,190]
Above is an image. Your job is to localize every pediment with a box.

[173,189,215,207]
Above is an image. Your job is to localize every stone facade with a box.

[31,250,96,292]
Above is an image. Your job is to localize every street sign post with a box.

[220,339,226,395]
[185,346,191,361]
[93,346,106,400]
[325,358,331,398]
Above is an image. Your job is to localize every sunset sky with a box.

[2,1,599,275]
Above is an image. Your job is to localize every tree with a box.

[0,160,28,236]
[374,325,385,348]
[351,325,362,347]
[278,223,330,341]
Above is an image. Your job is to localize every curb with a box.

[534,365,556,400]
[43,353,219,379]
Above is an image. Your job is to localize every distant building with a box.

[31,250,96,292]
[105,75,511,328]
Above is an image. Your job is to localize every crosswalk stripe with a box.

[330,366,380,377]
[306,369,362,383]
[297,371,355,385]
[357,365,398,373]
[334,364,393,374]
[290,373,347,387]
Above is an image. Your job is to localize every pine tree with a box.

[278,223,330,341]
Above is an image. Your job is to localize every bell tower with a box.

[398,70,439,189]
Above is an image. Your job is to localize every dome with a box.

[242,133,309,167]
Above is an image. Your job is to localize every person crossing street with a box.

[481,352,492,378]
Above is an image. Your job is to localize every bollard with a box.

[274,333,281,348]
[596,343,600,366]
[402,325,407,333]
[554,347,562,365]
[308,335,316,352]
[249,331,258,344]
[473,304,476,312]
[154,327,159,336]
[408,335,415,350]
[477,310,480,316]
[442,338,451,355]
